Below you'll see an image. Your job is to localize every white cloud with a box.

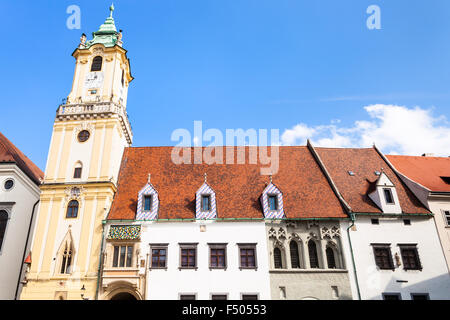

[281,104,450,156]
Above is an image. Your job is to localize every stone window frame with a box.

[149,243,168,270]
[105,240,139,270]
[442,210,450,227]
[372,243,395,271]
[238,243,258,270]
[111,244,135,268]
[208,243,227,270]
[398,244,422,271]
[210,293,229,300]
[179,243,198,270]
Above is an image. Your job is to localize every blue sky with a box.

[1,1,450,170]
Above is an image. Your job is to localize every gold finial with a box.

[204,172,207,183]
[269,175,273,184]
[109,3,115,18]
[148,173,151,184]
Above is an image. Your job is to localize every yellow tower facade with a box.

[21,6,133,300]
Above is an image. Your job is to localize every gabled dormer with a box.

[196,174,217,219]
[368,172,402,214]
[136,174,159,220]
[261,180,285,219]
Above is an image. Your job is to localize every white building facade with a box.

[0,133,43,300]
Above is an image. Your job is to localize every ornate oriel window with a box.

[66,200,79,218]
[308,240,319,268]
[0,210,9,252]
[91,56,103,71]
[112,245,133,268]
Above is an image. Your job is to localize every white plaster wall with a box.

[139,220,271,300]
[347,216,450,300]
[428,199,450,271]
[0,165,40,299]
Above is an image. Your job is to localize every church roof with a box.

[314,147,430,215]
[108,146,348,220]
[387,155,450,193]
[0,131,44,186]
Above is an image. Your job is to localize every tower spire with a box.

[109,3,114,18]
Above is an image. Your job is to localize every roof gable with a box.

[315,147,429,215]
[0,131,43,185]
[387,155,450,193]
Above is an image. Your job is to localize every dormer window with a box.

[268,195,278,211]
[383,188,394,204]
[261,182,285,219]
[144,195,152,211]
[196,178,217,219]
[201,195,211,212]
[367,172,402,214]
[136,175,159,220]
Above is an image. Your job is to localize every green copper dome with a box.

[85,4,122,48]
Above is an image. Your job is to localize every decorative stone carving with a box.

[307,221,319,229]
[268,227,277,239]
[277,227,286,239]
[74,122,95,137]
[108,225,141,240]
[92,47,104,55]
[320,226,341,239]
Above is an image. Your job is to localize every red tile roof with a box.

[108,146,348,220]
[387,155,450,193]
[315,147,429,215]
[0,132,44,185]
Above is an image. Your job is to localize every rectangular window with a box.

[112,245,133,268]
[201,195,211,211]
[150,245,168,268]
[411,293,429,300]
[209,244,227,269]
[371,218,379,225]
[242,294,259,300]
[144,195,152,211]
[399,244,422,270]
[73,167,82,179]
[383,188,394,204]
[372,244,394,270]
[211,294,228,300]
[180,294,196,300]
[268,195,278,211]
[382,293,401,300]
[443,210,450,227]
[239,244,257,269]
[180,244,197,269]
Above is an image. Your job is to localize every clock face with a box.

[84,71,104,89]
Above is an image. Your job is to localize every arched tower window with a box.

[326,247,337,269]
[91,56,103,71]
[59,238,74,274]
[274,247,283,269]
[290,241,300,268]
[66,200,79,218]
[0,210,8,251]
[308,240,319,269]
[121,69,125,86]
[73,162,82,179]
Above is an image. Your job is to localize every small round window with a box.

[4,179,14,190]
[77,130,90,143]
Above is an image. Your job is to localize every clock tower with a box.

[20,5,133,300]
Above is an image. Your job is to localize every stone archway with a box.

[110,292,138,300]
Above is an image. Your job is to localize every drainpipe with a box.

[95,220,107,300]
[346,213,361,300]
[15,199,40,300]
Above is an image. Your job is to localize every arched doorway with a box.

[110,292,138,300]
